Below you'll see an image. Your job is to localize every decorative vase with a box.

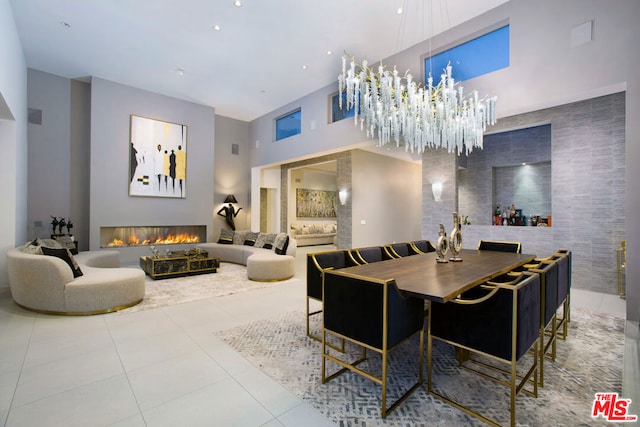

[436,223,449,263]
[449,212,463,262]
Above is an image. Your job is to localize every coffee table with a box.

[140,249,219,280]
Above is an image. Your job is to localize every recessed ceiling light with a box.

[233,0,242,7]
[176,68,185,76]
[60,21,71,28]
[301,65,307,70]
[396,8,404,15]
[326,50,333,55]
[213,24,221,31]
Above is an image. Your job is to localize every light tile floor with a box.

[0,245,632,426]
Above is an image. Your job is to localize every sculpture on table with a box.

[436,224,449,263]
[66,219,74,235]
[50,216,59,234]
[57,218,66,235]
[449,212,463,262]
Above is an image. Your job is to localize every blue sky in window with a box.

[425,25,509,83]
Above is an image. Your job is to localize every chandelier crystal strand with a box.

[338,53,497,155]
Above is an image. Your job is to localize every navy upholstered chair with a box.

[410,240,436,254]
[384,242,416,258]
[429,271,541,427]
[306,250,359,344]
[478,239,522,253]
[350,246,391,264]
[550,251,571,340]
[527,259,559,387]
[322,271,425,418]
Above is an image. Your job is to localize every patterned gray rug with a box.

[216,308,625,426]
[119,262,296,314]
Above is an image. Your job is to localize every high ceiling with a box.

[9,0,508,122]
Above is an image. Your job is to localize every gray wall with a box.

[214,115,250,238]
[90,78,215,263]
[26,69,71,241]
[459,124,552,225]
[432,93,625,296]
[0,0,28,286]
[69,80,91,251]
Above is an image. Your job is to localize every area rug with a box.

[119,262,297,314]
[216,308,625,426]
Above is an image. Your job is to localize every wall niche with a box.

[458,124,551,226]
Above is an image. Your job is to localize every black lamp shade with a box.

[224,195,238,204]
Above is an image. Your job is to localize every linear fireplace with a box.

[100,225,206,248]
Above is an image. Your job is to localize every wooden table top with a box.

[324,249,535,303]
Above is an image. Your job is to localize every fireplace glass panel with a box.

[100,225,206,248]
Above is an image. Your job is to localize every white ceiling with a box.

[9,0,508,122]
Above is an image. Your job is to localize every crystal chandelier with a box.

[338,53,497,155]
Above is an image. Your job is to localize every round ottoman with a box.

[246,253,295,281]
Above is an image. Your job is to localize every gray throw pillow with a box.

[254,232,267,248]
[262,233,277,249]
[233,230,249,245]
[243,231,259,246]
[274,233,289,255]
[218,229,234,244]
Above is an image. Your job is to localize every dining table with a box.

[326,248,536,303]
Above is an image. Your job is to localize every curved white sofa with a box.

[197,238,297,281]
[7,248,145,315]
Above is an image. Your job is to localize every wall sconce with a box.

[432,182,443,202]
[338,189,348,206]
[223,194,238,204]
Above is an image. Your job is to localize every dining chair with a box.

[350,245,391,264]
[525,259,559,387]
[322,271,425,418]
[550,251,571,340]
[478,239,522,253]
[384,242,416,258]
[306,250,359,347]
[410,240,436,254]
[429,271,541,427]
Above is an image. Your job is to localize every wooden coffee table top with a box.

[326,249,535,303]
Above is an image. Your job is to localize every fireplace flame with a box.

[106,232,201,247]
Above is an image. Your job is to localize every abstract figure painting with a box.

[129,115,187,198]
[296,189,337,218]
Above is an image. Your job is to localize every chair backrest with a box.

[431,272,540,361]
[410,240,436,254]
[307,250,358,300]
[556,248,572,290]
[384,242,414,258]
[529,260,559,327]
[551,252,569,309]
[478,240,522,253]
[351,246,389,264]
[322,271,424,350]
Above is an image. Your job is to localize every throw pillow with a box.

[20,238,42,255]
[254,232,267,248]
[233,230,249,245]
[218,229,234,244]
[262,233,277,249]
[243,231,259,246]
[41,246,83,278]
[274,233,289,255]
[39,238,64,248]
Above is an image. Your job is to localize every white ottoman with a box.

[246,253,295,281]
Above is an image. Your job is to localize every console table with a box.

[140,250,219,280]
